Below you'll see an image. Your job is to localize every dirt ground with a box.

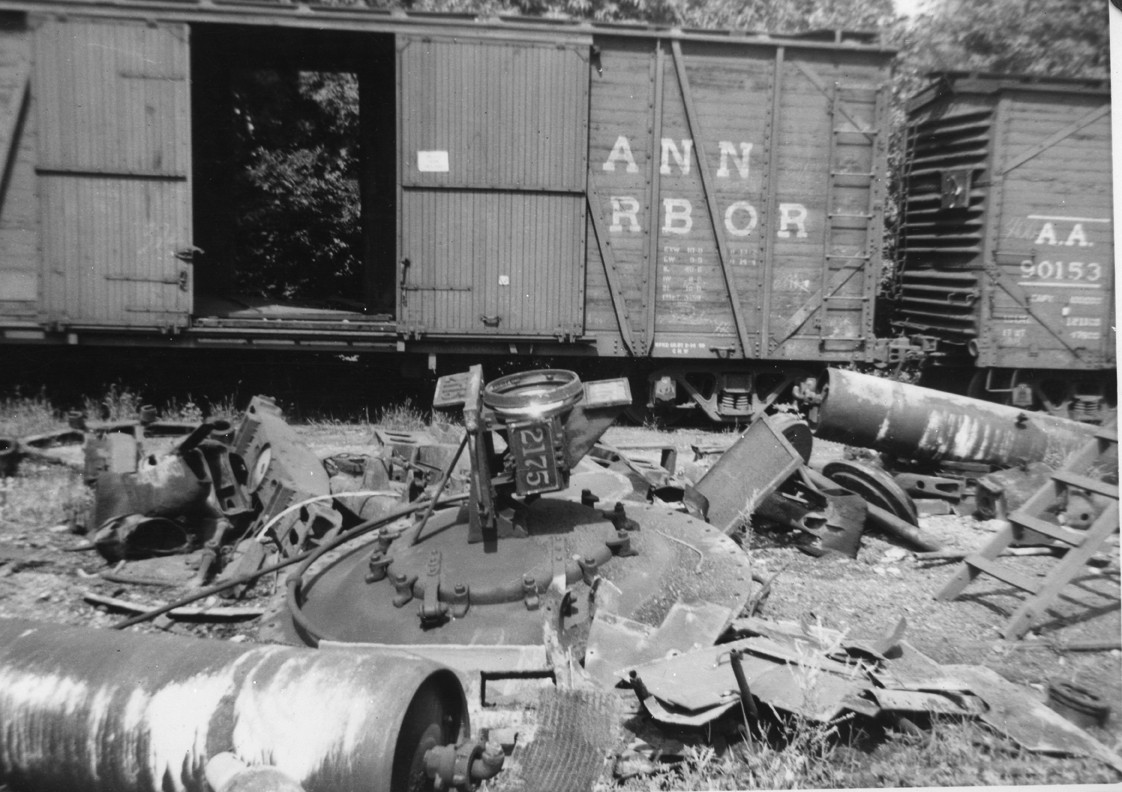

[0,420,1119,786]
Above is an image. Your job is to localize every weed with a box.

[82,383,143,422]
[0,466,88,532]
[376,398,430,431]
[0,390,59,437]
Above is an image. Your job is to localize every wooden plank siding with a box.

[0,15,37,318]
[585,39,889,361]
[986,92,1114,370]
[397,36,589,337]
[33,17,191,329]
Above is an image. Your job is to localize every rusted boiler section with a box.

[806,368,1096,467]
[0,618,479,792]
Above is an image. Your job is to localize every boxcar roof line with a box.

[0,0,895,53]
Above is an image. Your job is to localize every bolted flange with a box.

[606,529,637,557]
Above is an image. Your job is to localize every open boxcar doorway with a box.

[190,25,396,324]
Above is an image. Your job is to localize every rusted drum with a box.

[0,618,468,792]
[809,368,1096,467]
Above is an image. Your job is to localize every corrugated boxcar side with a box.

[898,91,995,348]
[585,37,889,361]
[0,14,37,321]
[900,78,1114,375]
[396,35,590,339]
[986,90,1114,371]
[34,16,192,330]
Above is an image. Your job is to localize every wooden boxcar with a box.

[896,72,1115,420]
[0,0,897,421]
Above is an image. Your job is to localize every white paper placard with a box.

[417,150,449,172]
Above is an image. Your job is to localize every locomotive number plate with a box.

[508,420,560,496]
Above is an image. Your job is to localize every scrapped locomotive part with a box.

[893,472,964,503]
[624,617,1122,772]
[945,664,1122,773]
[802,467,940,553]
[822,459,919,526]
[234,396,340,557]
[1047,680,1112,730]
[975,462,1055,521]
[284,368,751,663]
[683,415,805,533]
[86,423,255,565]
[0,617,498,792]
[897,72,1115,421]
[805,368,1098,467]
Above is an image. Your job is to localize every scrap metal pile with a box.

[0,366,1118,792]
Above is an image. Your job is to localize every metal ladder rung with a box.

[1008,513,1085,547]
[1051,470,1119,499]
[964,555,1040,594]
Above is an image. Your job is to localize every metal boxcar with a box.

[0,0,897,421]
[896,72,1115,421]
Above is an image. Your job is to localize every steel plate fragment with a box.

[944,664,1122,773]
[685,416,803,533]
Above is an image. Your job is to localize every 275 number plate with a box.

[508,420,561,495]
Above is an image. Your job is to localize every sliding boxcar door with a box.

[35,17,191,330]
[397,36,589,337]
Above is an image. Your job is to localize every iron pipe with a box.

[0,618,468,792]
[808,369,1096,467]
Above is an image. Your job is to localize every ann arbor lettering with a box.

[601,135,809,239]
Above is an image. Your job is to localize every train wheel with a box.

[968,369,1116,423]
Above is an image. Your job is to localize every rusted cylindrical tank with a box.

[0,618,468,792]
[809,369,1096,467]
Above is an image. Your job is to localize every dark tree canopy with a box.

[897,0,1108,83]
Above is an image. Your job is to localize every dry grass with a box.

[0,465,88,534]
[0,391,59,437]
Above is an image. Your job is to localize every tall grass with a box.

[0,390,59,437]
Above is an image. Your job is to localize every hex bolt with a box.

[522,575,540,611]
[366,551,391,583]
[609,502,640,532]
[392,573,417,608]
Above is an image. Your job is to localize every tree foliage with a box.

[892,0,1108,99]
[228,70,362,303]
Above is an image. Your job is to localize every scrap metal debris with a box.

[621,617,1122,772]
[0,616,494,792]
[802,368,1098,468]
[1,366,1118,791]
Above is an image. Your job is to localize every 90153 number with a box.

[1020,259,1103,282]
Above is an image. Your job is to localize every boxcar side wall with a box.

[0,1,896,400]
[0,13,37,327]
[34,15,192,331]
[984,90,1114,371]
[396,35,591,340]
[899,79,1115,386]
[584,38,889,362]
